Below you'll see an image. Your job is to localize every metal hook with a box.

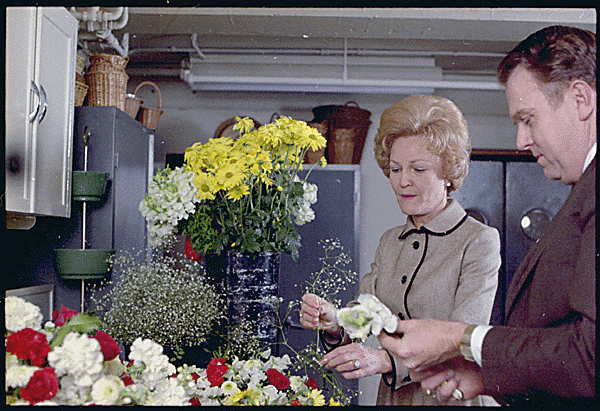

[83,126,91,146]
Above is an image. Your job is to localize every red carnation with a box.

[6,328,51,367]
[266,368,290,390]
[290,399,301,406]
[93,330,121,361]
[190,397,201,406]
[305,376,319,390]
[19,367,59,405]
[122,376,134,386]
[52,305,79,326]
[184,236,203,261]
[206,357,228,387]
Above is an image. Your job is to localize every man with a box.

[378,25,596,406]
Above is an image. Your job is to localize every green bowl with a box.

[53,249,115,280]
[72,171,110,202]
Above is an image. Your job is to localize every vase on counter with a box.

[204,251,281,350]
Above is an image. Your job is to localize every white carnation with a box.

[47,332,104,387]
[5,364,38,389]
[5,296,43,332]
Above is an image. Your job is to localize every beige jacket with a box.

[357,199,501,406]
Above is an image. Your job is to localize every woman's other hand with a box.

[320,343,393,379]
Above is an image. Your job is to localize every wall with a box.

[133,76,516,405]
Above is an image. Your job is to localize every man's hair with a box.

[497,25,596,103]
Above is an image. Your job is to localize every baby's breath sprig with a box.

[88,248,226,356]
[298,238,358,308]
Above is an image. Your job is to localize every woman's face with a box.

[389,136,449,228]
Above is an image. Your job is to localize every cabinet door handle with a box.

[38,84,48,124]
[29,81,41,123]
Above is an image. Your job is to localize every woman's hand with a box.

[299,293,340,335]
[319,343,393,379]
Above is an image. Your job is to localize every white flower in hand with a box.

[336,294,398,342]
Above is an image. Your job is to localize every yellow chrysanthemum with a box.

[225,387,263,406]
[329,398,343,406]
[193,172,218,200]
[215,163,246,190]
[306,389,326,406]
[226,184,250,201]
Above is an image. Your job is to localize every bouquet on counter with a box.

[4,296,347,406]
[182,348,341,406]
[4,296,189,406]
[139,116,327,260]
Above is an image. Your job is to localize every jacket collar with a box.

[399,199,467,239]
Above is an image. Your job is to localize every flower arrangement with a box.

[337,294,399,342]
[181,348,341,406]
[88,250,225,355]
[5,297,186,405]
[5,297,347,406]
[139,116,327,260]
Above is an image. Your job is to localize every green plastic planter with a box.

[53,249,115,280]
[72,171,110,202]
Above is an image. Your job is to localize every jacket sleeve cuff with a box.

[320,328,345,352]
[381,349,412,392]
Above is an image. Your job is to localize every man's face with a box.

[505,65,587,185]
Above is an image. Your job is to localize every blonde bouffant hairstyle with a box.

[374,95,471,193]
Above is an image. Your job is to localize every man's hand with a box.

[411,357,485,402]
[378,318,468,371]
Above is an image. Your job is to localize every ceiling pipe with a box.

[128,46,506,60]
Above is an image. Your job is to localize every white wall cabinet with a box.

[5,7,77,218]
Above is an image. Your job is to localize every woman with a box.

[299,95,500,406]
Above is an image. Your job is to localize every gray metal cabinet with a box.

[279,165,360,404]
[67,107,166,269]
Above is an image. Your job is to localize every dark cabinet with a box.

[450,154,570,324]
[279,165,360,404]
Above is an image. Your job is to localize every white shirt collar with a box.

[583,142,596,173]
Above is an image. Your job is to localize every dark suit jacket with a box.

[481,157,596,405]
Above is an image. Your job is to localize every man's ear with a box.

[571,80,596,121]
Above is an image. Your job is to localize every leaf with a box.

[50,313,103,348]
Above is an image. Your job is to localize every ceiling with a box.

[79,7,596,78]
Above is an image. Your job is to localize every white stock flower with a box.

[47,332,104,387]
[91,375,125,405]
[147,378,188,406]
[5,296,43,332]
[5,364,38,389]
[139,167,201,247]
[262,384,287,405]
[129,337,176,390]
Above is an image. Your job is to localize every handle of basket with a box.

[344,101,360,108]
[134,81,162,110]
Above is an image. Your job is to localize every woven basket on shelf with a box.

[124,93,144,119]
[85,69,128,111]
[74,81,89,107]
[134,81,163,129]
[89,54,129,71]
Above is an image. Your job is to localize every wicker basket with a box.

[74,81,89,107]
[124,93,143,119]
[89,54,129,71]
[86,69,128,111]
[134,81,163,129]
[76,54,85,75]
